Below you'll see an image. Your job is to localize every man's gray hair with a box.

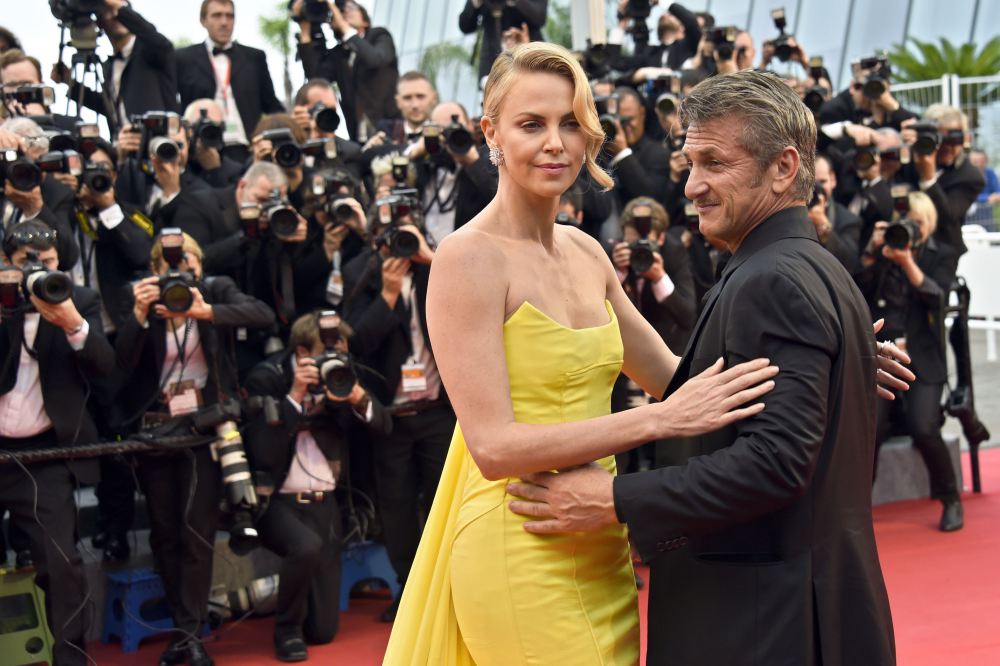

[679,69,816,201]
[242,161,287,189]
[923,103,968,132]
[1,117,49,153]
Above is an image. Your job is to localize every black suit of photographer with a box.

[459,0,547,81]
[611,133,672,208]
[243,349,391,644]
[823,200,863,274]
[834,168,893,251]
[299,28,400,141]
[0,177,80,272]
[114,276,274,640]
[414,146,498,236]
[342,249,456,598]
[70,6,180,133]
[900,155,983,256]
[857,237,960,501]
[639,3,703,72]
[819,88,918,131]
[0,285,114,665]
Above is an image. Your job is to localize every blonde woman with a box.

[383,42,778,665]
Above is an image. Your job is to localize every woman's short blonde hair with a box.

[907,190,938,240]
[150,231,203,273]
[482,42,614,191]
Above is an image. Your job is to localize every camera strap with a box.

[425,166,458,217]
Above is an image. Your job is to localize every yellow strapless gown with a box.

[383,300,639,666]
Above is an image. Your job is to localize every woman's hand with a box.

[657,358,779,438]
[873,319,915,400]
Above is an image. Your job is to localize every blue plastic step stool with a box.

[101,568,175,653]
[340,541,399,611]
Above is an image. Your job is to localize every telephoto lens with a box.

[268,205,300,239]
[212,420,260,552]
[1,149,42,192]
[261,129,303,168]
[384,224,419,258]
[853,146,877,171]
[629,240,658,275]
[149,136,179,162]
[911,122,941,156]
[195,116,225,151]
[82,162,113,193]
[885,219,921,250]
[444,114,474,154]
[22,252,73,305]
[310,102,340,133]
[311,351,357,398]
[158,275,195,312]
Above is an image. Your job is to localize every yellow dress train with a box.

[383,300,640,666]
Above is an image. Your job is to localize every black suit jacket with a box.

[900,155,982,256]
[113,276,274,429]
[613,208,895,665]
[835,171,893,251]
[639,3,702,71]
[824,200,863,273]
[0,287,114,458]
[459,0,547,80]
[175,42,285,140]
[611,134,671,207]
[242,349,391,492]
[819,88,918,130]
[342,251,439,406]
[36,176,80,271]
[70,6,179,132]
[299,28,400,141]
[415,148,498,235]
[631,232,696,352]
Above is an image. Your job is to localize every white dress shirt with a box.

[110,36,136,123]
[394,274,442,405]
[159,321,210,391]
[0,314,89,438]
[205,40,249,146]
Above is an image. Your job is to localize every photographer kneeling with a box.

[114,230,274,666]
[243,311,390,662]
[857,191,963,532]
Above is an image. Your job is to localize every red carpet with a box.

[91,449,1000,665]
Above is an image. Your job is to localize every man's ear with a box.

[771,146,800,196]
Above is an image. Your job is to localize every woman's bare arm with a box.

[426,230,776,481]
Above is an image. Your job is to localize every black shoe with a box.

[15,549,33,569]
[275,636,308,662]
[379,596,400,623]
[103,533,131,563]
[940,497,964,532]
[157,642,187,666]
[187,641,214,666]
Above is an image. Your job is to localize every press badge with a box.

[326,270,344,303]
[401,361,428,394]
[167,380,202,417]
[236,327,248,341]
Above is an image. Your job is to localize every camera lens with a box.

[319,356,356,398]
[198,123,225,151]
[629,242,655,274]
[8,161,42,192]
[334,202,354,222]
[863,77,886,100]
[313,106,340,133]
[269,206,300,239]
[85,170,112,193]
[160,278,194,313]
[599,115,617,141]
[389,228,419,258]
[446,126,474,154]
[25,270,73,304]
[853,149,876,171]
[655,94,676,116]
[274,142,303,168]
[150,137,179,162]
[913,134,938,156]
[885,221,916,250]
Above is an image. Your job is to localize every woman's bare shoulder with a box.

[558,224,614,271]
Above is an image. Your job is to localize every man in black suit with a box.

[244,312,391,661]
[0,49,78,132]
[812,153,862,272]
[459,0,547,83]
[605,87,672,208]
[899,104,984,257]
[294,0,400,142]
[836,144,894,251]
[51,0,178,135]
[342,223,455,622]
[183,99,247,189]
[625,3,702,84]
[289,79,365,181]
[0,220,115,666]
[175,0,285,163]
[510,71,896,665]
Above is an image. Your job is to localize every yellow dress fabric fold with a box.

[383,299,640,666]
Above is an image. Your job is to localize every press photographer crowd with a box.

[0,0,994,664]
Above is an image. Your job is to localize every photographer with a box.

[1,49,77,131]
[1,119,80,271]
[856,191,963,532]
[404,100,497,242]
[295,0,400,142]
[627,2,702,83]
[290,78,364,180]
[810,154,862,272]
[176,0,286,164]
[183,99,246,189]
[819,56,917,131]
[243,311,390,661]
[899,104,984,256]
[342,205,452,622]
[50,0,179,134]
[603,87,671,207]
[0,219,114,666]
[114,230,274,666]
[833,129,894,251]
[368,71,438,148]
[459,0,547,83]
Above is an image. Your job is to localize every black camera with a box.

[910,122,940,155]
[311,350,357,398]
[769,8,794,62]
[36,150,83,177]
[707,26,738,61]
[885,185,919,250]
[239,189,300,240]
[3,85,56,111]
[81,161,113,193]
[310,102,340,133]
[802,86,828,113]
[391,155,410,185]
[0,149,42,192]
[49,0,103,22]
[130,111,181,163]
[190,109,225,152]
[857,54,891,100]
[300,0,333,22]
[0,251,73,309]
[808,56,826,81]
[48,121,101,156]
[594,93,621,141]
[650,74,681,116]
[156,228,198,313]
[375,192,420,258]
[629,239,659,275]
[443,114,474,154]
[667,131,686,153]
[808,183,824,209]
[852,145,878,172]
[260,128,303,169]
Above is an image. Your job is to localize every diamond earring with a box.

[489,145,504,167]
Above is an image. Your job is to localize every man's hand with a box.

[398,224,434,265]
[866,221,888,255]
[501,22,530,52]
[132,276,160,325]
[290,356,320,405]
[33,295,85,334]
[363,131,387,151]
[50,62,72,85]
[291,104,312,134]
[668,150,688,183]
[116,125,142,163]
[847,123,878,148]
[450,143,480,168]
[507,464,619,534]
[251,135,274,163]
[192,141,222,171]
[808,197,833,242]
[611,242,631,275]
[330,2,349,33]
[640,250,666,282]
[51,172,79,192]
[152,156,182,198]
[279,214,310,244]
[327,382,365,405]
[881,243,914,267]
[607,120,629,157]
[323,222,349,261]
[380,256,410,308]
[875,88,900,113]
[873,319,915,400]
[3,183,44,219]
[914,148,937,183]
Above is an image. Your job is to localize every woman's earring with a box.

[489,145,504,167]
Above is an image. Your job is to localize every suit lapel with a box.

[663,277,728,398]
